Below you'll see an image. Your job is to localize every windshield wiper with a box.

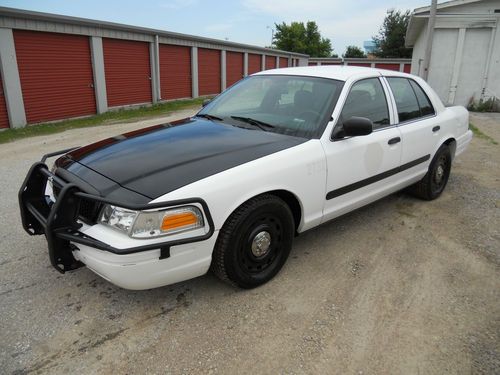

[196,113,224,121]
[230,116,275,131]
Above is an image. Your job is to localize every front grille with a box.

[78,199,102,224]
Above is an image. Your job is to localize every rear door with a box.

[383,76,439,182]
[322,77,402,222]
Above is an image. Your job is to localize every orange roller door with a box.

[0,74,8,128]
[226,51,244,87]
[248,54,261,75]
[198,48,221,96]
[349,63,371,67]
[103,38,152,107]
[265,56,276,70]
[159,44,192,100]
[375,63,400,71]
[279,57,288,68]
[14,30,96,124]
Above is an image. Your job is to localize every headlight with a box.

[99,205,204,239]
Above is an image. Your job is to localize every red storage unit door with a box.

[266,56,276,70]
[0,74,8,128]
[375,63,400,71]
[198,48,221,96]
[14,30,96,124]
[308,62,317,66]
[248,54,261,74]
[226,52,244,87]
[404,64,412,73]
[349,63,371,67]
[159,44,191,100]
[279,57,288,68]
[103,38,152,107]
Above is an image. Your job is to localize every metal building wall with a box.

[0,7,308,128]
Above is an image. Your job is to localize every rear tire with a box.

[410,144,452,200]
[211,194,294,289]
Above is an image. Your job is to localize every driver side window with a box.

[339,78,390,131]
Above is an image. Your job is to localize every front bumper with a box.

[19,155,215,283]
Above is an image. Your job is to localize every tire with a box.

[410,144,452,200]
[211,194,295,289]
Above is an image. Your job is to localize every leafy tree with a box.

[372,9,413,58]
[273,21,334,57]
[343,45,366,58]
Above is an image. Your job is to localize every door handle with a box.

[388,137,401,145]
[432,125,440,132]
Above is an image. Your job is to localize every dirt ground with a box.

[0,111,498,375]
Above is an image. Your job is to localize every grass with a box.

[0,97,206,144]
[470,123,498,145]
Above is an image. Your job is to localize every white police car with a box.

[19,66,472,290]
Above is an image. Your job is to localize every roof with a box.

[0,6,308,58]
[254,65,411,81]
[413,0,483,14]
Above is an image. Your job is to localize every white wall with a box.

[410,11,500,106]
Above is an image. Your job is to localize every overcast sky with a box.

[0,0,436,54]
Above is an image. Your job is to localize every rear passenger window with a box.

[340,78,389,130]
[409,80,435,116]
[387,78,420,122]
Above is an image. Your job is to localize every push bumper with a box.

[19,155,215,288]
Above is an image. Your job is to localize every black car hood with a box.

[56,117,306,199]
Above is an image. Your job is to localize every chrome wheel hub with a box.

[251,231,271,257]
[435,164,444,183]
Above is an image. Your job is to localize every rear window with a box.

[387,77,435,123]
[409,80,435,117]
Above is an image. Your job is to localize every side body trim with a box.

[326,154,430,200]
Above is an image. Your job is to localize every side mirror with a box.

[343,117,373,137]
[202,99,212,107]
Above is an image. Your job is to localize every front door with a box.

[322,77,402,222]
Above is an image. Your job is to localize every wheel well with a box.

[444,138,457,159]
[265,190,302,232]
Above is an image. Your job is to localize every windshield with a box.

[198,75,343,139]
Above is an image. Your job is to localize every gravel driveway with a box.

[1,111,499,375]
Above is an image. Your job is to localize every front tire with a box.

[211,194,294,289]
[410,144,452,200]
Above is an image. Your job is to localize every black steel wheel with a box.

[211,194,294,289]
[410,144,452,200]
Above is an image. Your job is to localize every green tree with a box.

[343,45,366,58]
[372,9,413,58]
[273,21,334,57]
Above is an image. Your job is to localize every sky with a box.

[0,0,434,55]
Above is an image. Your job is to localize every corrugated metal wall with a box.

[265,56,276,70]
[0,73,9,128]
[198,48,221,95]
[159,44,191,100]
[248,53,261,75]
[13,30,96,124]
[226,51,244,87]
[103,38,152,107]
